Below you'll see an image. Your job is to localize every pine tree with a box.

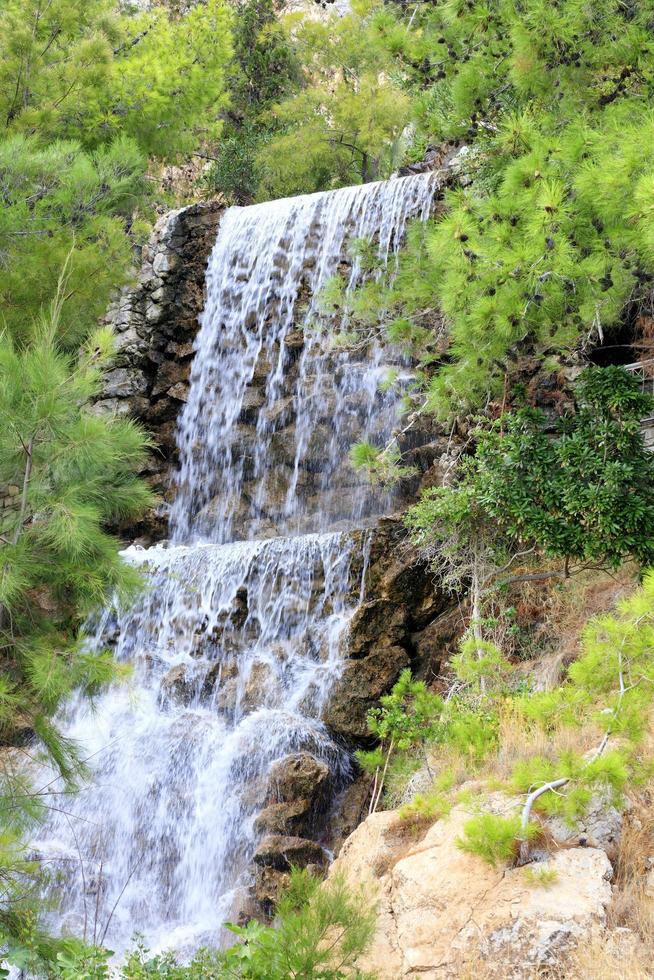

[0,274,153,970]
[253,0,414,199]
[0,135,147,348]
[0,0,233,158]
[0,272,153,770]
[318,0,654,413]
[205,0,301,203]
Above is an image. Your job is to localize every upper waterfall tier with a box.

[170,173,438,544]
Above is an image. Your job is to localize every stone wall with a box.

[98,201,224,540]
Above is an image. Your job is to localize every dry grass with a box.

[512,565,639,682]
[490,701,601,783]
[607,785,654,941]
[454,929,654,980]
[560,783,654,979]
[567,930,654,979]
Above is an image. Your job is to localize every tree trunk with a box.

[471,557,486,694]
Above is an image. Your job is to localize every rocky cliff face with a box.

[328,798,616,978]
[99,202,225,540]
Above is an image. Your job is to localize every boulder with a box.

[253,800,312,836]
[267,752,331,805]
[251,866,289,918]
[253,835,327,872]
[328,803,613,979]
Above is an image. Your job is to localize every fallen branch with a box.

[518,777,569,864]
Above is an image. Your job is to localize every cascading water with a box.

[171,174,436,543]
[36,173,438,957]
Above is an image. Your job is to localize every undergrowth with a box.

[360,564,654,869]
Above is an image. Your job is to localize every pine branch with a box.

[13,436,34,547]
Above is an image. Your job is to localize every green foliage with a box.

[440,701,499,764]
[522,865,558,888]
[121,941,223,979]
[0,301,152,752]
[510,570,654,822]
[254,0,413,199]
[204,126,263,205]
[27,871,374,978]
[350,440,416,485]
[0,0,233,968]
[216,869,376,979]
[407,367,654,582]
[358,669,498,809]
[41,939,223,978]
[336,0,654,412]
[457,813,539,867]
[49,944,112,979]
[205,0,300,203]
[0,135,147,347]
[371,485,654,864]
[451,637,513,693]
[0,0,233,159]
[366,668,443,751]
[511,750,629,824]
[0,293,152,966]
[398,770,455,825]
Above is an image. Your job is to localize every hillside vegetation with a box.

[1,0,654,976]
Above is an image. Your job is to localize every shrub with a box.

[217,869,376,979]
[522,865,559,888]
[457,813,539,868]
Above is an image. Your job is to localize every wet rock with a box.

[242,661,280,712]
[99,200,224,538]
[253,800,312,835]
[322,645,410,740]
[252,866,289,917]
[346,601,408,658]
[267,752,331,806]
[160,664,192,705]
[283,330,304,349]
[410,607,461,680]
[213,678,239,718]
[200,657,238,697]
[262,396,294,426]
[240,386,266,418]
[151,359,190,397]
[168,382,189,402]
[269,426,297,466]
[253,835,327,871]
[328,774,371,855]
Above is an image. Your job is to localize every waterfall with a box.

[36,173,438,957]
[171,174,436,543]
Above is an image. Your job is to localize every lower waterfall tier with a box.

[35,531,365,956]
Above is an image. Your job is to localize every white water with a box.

[37,173,438,957]
[171,173,437,543]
